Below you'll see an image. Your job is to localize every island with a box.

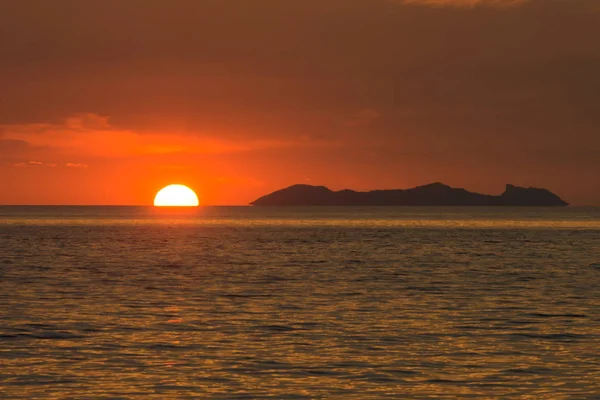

[251,183,569,206]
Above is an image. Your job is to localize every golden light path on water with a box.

[3,217,600,229]
[1,206,600,398]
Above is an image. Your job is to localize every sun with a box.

[154,184,199,207]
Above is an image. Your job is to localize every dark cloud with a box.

[0,139,37,164]
[0,139,32,152]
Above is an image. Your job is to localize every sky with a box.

[1,0,599,205]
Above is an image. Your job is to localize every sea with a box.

[1,206,600,399]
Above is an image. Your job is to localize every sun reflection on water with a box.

[1,206,600,397]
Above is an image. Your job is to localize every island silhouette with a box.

[251,183,569,206]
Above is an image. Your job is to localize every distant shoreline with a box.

[251,183,569,207]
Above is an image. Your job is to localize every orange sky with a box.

[1,0,599,205]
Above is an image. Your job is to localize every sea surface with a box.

[1,206,600,399]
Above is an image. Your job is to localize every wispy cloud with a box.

[13,161,51,167]
[66,163,89,168]
[396,0,528,8]
[14,161,76,168]
[1,113,321,159]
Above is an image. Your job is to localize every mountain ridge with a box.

[250,183,569,206]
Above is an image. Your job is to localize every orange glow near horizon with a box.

[154,185,200,207]
[1,1,599,206]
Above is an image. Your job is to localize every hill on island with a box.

[251,183,569,206]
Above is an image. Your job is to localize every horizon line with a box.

[1,204,599,207]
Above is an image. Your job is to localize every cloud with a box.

[0,139,33,150]
[1,113,323,159]
[396,0,528,7]
[64,114,111,130]
[12,160,85,168]
[13,161,56,167]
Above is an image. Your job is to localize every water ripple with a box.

[1,206,600,398]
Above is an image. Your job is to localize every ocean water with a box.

[1,206,600,399]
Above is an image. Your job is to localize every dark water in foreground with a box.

[1,206,600,399]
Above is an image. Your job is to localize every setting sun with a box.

[154,184,199,207]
